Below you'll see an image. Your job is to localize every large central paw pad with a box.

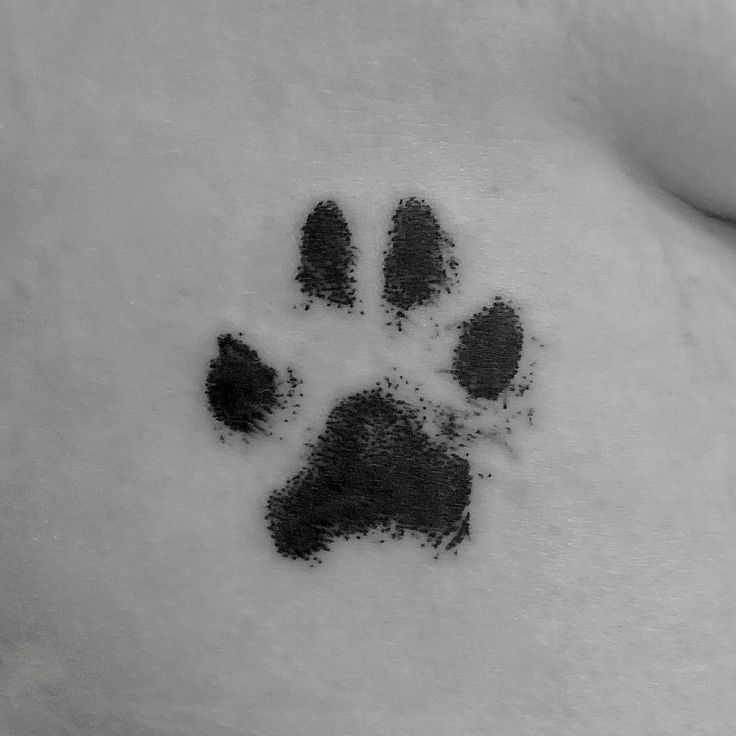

[267,388,473,561]
[205,198,528,563]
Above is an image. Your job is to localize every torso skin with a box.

[2,2,736,734]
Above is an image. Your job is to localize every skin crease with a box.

[565,0,736,218]
[1,1,736,734]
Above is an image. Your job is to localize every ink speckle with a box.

[452,300,524,401]
[266,388,471,562]
[296,200,356,308]
[383,197,457,323]
[206,334,279,434]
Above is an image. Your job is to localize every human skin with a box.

[1,1,735,734]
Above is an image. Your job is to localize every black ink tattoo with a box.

[382,197,457,326]
[296,200,356,308]
[206,197,531,564]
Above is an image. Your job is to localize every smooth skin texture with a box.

[2,1,736,734]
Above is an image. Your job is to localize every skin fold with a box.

[1,1,735,734]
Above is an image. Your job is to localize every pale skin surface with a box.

[2,1,736,734]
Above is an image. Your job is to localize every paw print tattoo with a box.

[206,198,529,563]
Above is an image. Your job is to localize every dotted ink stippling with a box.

[265,388,472,563]
[296,200,356,308]
[383,197,458,325]
[452,300,524,401]
[206,334,279,434]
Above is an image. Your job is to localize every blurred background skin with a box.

[1,1,735,734]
